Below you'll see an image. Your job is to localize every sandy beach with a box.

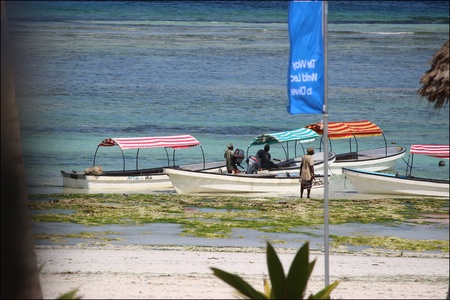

[36,245,449,299]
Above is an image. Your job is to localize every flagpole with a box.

[322,1,330,287]
[286,1,329,285]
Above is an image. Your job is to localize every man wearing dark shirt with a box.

[256,144,278,170]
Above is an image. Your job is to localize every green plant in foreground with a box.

[56,289,82,299]
[211,242,339,299]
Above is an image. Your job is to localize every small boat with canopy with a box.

[342,144,449,197]
[61,134,225,191]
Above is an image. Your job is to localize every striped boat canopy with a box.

[410,144,449,159]
[98,135,201,150]
[305,120,383,140]
[93,135,205,170]
[249,127,320,146]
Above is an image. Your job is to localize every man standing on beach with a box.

[300,147,315,198]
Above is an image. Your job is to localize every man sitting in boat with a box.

[255,144,278,170]
[224,143,240,174]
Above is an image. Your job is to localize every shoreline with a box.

[36,244,449,299]
[36,244,450,258]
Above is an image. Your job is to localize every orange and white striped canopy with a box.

[305,120,383,140]
[98,135,201,150]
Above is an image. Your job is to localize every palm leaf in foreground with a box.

[266,242,286,298]
[57,289,82,299]
[211,241,339,299]
[311,281,340,299]
[285,242,315,298]
[210,267,267,299]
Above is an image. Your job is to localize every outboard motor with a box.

[234,148,245,168]
[246,155,261,174]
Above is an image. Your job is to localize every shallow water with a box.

[5,1,449,196]
[8,2,450,252]
[32,219,448,253]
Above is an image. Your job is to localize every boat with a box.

[61,135,225,191]
[342,144,449,198]
[305,120,406,174]
[246,127,336,175]
[163,167,325,195]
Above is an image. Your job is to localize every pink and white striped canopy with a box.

[410,144,449,159]
[98,135,201,150]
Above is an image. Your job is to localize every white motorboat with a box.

[305,120,407,174]
[342,144,449,198]
[164,167,325,195]
[61,135,225,191]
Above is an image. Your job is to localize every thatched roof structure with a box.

[418,40,449,109]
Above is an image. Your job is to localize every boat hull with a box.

[61,171,173,190]
[330,146,406,174]
[164,168,324,195]
[342,168,449,198]
[61,162,226,191]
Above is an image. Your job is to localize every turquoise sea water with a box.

[6,1,450,195]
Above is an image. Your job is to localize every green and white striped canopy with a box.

[249,128,320,147]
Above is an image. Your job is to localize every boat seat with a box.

[336,152,358,161]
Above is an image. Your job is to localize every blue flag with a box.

[287,1,324,115]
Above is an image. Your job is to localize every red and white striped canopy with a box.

[305,120,383,140]
[410,144,449,159]
[98,135,201,150]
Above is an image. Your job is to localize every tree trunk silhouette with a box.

[1,1,43,298]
